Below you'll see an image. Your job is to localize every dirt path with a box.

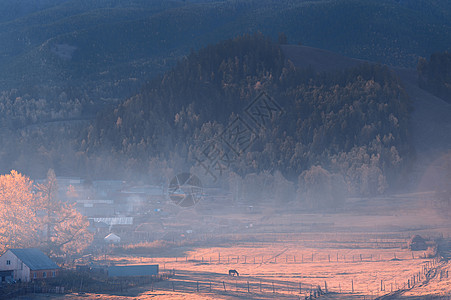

[256,247,289,267]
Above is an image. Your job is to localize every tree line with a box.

[80,33,412,204]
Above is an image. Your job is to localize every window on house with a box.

[6,260,10,265]
[43,272,46,278]
[52,271,55,277]
[33,273,37,278]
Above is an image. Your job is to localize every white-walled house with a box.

[0,248,60,282]
[104,233,121,244]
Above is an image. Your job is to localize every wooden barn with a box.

[0,248,60,282]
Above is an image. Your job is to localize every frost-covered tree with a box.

[0,170,39,251]
[297,166,346,210]
[36,169,93,256]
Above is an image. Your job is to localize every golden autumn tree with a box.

[0,170,39,252]
[36,169,93,256]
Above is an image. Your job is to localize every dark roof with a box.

[8,249,59,270]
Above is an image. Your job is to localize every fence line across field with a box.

[155,256,444,298]
[157,277,324,297]
[159,251,427,265]
[159,257,443,298]
[0,257,445,299]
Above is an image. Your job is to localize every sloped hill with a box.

[1,0,450,95]
[395,68,451,157]
[281,45,365,73]
[395,68,451,192]
[282,44,451,189]
[78,35,412,200]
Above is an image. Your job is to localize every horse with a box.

[228,269,239,276]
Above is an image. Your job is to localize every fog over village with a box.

[0,1,450,299]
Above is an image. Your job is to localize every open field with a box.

[15,192,451,299]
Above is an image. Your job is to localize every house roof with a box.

[104,233,120,241]
[92,217,133,226]
[8,248,59,270]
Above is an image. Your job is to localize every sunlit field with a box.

[18,193,451,300]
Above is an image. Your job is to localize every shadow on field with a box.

[152,269,335,299]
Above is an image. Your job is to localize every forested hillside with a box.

[418,52,451,103]
[1,0,450,102]
[82,34,412,199]
[0,0,448,202]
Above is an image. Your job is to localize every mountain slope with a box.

[79,35,412,198]
[281,44,451,191]
[1,0,450,94]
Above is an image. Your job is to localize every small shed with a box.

[0,248,59,282]
[104,233,121,244]
[408,235,428,251]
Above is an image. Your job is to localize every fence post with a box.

[197,281,199,292]
[299,282,301,294]
[172,281,175,292]
[223,281,226,291]
[272,282,275,293]
[247,281,250,293]
[352,279,354,293]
